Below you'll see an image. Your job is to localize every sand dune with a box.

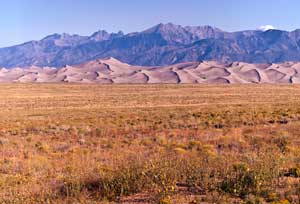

[1,58,300,84]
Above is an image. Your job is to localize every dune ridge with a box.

[1,58,300,84]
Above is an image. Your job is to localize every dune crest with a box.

[1,59,300,84]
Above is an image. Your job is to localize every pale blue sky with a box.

[0,0,299,47]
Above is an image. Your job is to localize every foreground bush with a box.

[59,153,180,202]
[56,147,283,203]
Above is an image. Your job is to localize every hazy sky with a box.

[0,0,299,47]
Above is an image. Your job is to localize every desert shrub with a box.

[221,163,260,198]
[56,146,282,202]
[93,162,146,199]
[243,194,266,204]
[60,158,147,200]
[60,153,181,201]
[186,140,202,151]
[144,154,180,200]
[272,136,290,153]
[287,167,300,178]
[220,149,281,198]
[158,197,171,204]
[184,155,223,193]
[268,199,291,204]
[265,191,286,203]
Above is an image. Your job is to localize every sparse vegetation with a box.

[1,84,300,203]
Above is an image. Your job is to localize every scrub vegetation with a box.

[1,84,300,204]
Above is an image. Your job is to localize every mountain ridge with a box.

[1,23,300,68]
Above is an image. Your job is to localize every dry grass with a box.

[1,84,300,203]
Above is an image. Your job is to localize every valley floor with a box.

[1,84,300,203]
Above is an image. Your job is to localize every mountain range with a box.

[1,23,300,68]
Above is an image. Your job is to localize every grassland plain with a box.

[2,84,300,203]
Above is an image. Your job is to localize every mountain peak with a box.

[40,33,88,47]
[90,30,124,41]
[60,33,73,38]
[144,23,182,33]
[42,33,62,41]
[143,23,223,44]
[185,25,223,32]
[91,30,109,36]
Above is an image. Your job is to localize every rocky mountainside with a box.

[1,57,300,84]
[1,23,300,68]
